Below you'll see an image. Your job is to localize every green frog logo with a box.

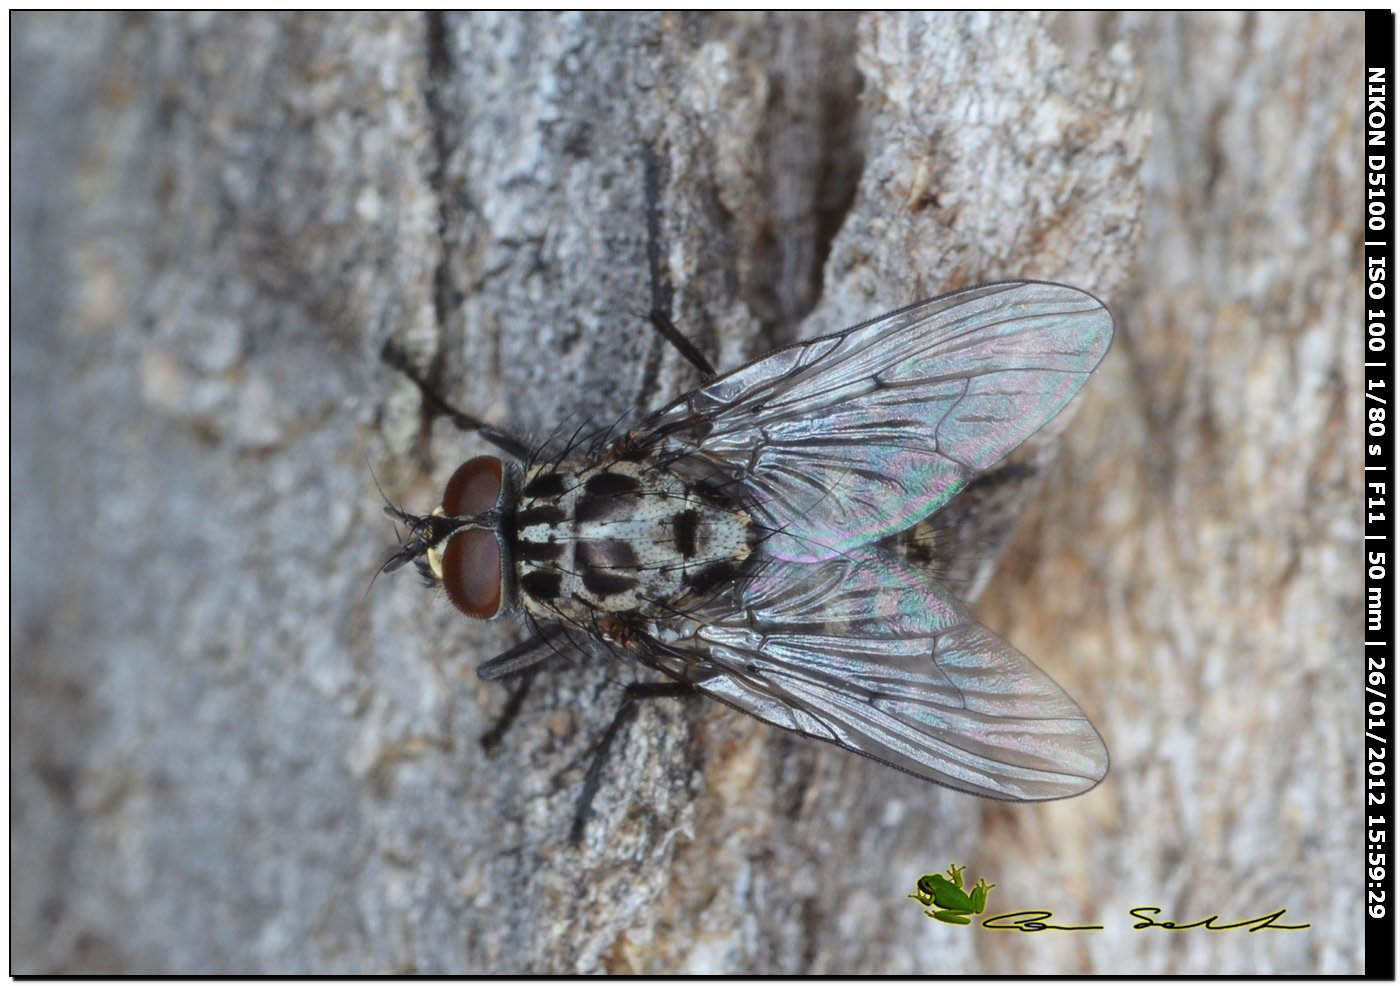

[909,864,996,925]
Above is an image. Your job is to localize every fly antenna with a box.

[365,454,409,600]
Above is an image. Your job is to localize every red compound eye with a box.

[441,528,503,620]
[442,455,503,517]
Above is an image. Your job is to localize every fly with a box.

[380,279,1113,840]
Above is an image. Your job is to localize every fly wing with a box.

[645,281,1112,562]
[649,546,1108,800]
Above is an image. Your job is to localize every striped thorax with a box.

[420,453,755,641]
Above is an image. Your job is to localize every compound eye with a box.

[443,455,503,517]
[441,528,503,620]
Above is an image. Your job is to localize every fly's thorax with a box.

[509,459,755,624]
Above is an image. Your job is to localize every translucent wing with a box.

[645,281,1112,562]
[649,546,1108,800]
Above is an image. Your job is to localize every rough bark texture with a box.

[11,11,1362,974]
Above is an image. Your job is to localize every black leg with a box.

[569,680,696,846]
[641,147,716,380]
[478,629,567,751]
[477,629,563,681]
[380,339,534,461]
[479,668,540,754]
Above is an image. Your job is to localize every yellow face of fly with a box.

[423,506,448,582]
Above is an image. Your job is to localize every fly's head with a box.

[379,455,518,621]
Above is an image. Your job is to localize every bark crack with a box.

[423,11,455,353]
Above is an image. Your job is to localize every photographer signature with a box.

[910,866,1310,933]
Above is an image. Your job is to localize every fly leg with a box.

[640,145,716,381]
[479,668,539,755]
[570,680,696,846]
[476,628,566,752]
[381,339,534,460]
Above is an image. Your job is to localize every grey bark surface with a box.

[12,11,1361,974]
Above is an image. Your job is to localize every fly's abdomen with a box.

[513,460,753,624]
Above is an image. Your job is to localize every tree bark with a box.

[12,11,1361,973]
